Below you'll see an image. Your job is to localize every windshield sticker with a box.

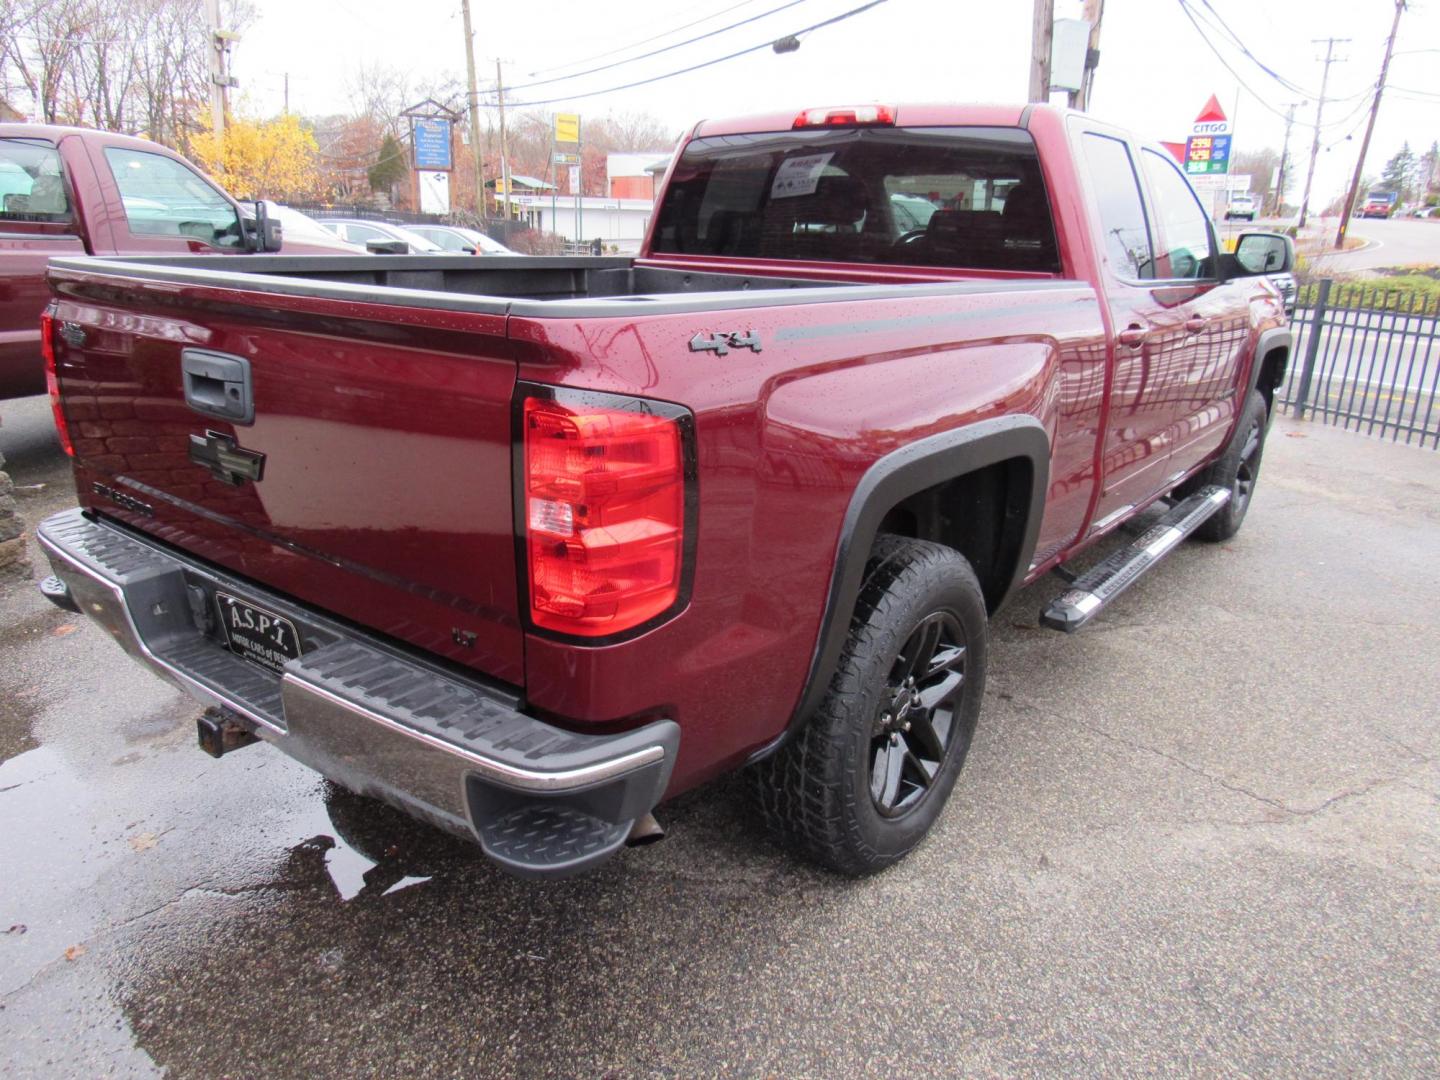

[770,152,836,199]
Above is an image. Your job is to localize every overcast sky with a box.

[234,0,1439,206]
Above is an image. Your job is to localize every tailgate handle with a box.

[182,349,254,424]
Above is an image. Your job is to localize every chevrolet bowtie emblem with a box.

[189,430,266,486]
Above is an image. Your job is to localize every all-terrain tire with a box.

[1186,389,1269,542]
[749,535,988,875]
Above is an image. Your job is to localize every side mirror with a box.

[365,239,409,254]
[462,246,477,254]
[246,200,284,252]
[1232,231,1293,276]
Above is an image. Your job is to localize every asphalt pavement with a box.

[1,393,1437,1077]
[1216,214,1437,272]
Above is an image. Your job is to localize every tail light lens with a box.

[522,391,690,638]
[39,310,74,457]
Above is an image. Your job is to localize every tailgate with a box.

[48,266,524,685]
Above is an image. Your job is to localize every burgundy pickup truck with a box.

[0,124,352,400]
[36,104,1292,878]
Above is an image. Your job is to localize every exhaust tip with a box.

[625,812,665,847]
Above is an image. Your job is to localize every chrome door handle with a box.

[1118,325,1147,349]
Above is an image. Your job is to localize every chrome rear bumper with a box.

[38,508,678,878]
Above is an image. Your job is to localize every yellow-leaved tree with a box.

[190,114,321,201]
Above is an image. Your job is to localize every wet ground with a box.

[2,393,1437,1077]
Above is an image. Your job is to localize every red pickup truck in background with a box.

[0,124,354,400]
[36,103,1292,879]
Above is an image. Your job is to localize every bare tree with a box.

[0,0,254,148]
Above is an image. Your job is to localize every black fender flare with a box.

[1250,325,1294,398]
[757,415,1051,759]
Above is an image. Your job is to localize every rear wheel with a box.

[749,535,987,875]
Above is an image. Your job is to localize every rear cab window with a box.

[651,126,1059,273]
[0,138,72,225]
[103,147,243,248]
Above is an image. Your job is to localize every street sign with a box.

[1188,174,1229,191]
[418,170,450,213]
[1184,95,1231,176]
[412,118,452,170]
[568,165,581,192]
[1184,133,1231,175]
[555,114,580,144]
[553,151,581,165]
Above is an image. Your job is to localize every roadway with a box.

[1218,214,1438,271]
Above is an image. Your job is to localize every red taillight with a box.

[522,393,689,638]
[792,105,895,129]
[39,311,74,458]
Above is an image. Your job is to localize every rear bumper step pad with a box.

[37,507,678,879]
[1041,486,1230,633]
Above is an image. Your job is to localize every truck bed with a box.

[48,253,1062,317]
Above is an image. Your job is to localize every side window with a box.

[0,138,71,224]
[1080,133,1153,280]
[1141,149,1215,280]
[103,147,242,248]
[343,224,386,244]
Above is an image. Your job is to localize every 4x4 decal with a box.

[689,330,762,356]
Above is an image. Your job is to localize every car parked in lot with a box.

[317,218,446,253]
[243,201,366,252]
[0,124,350,399]
[407,224,514,254]
[37,103,1292,880]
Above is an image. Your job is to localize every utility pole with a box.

[495,59,512,228]
[1336,1,1406,250]
[1273,103,1301,216]
[282,72,289,115]
[1072,0,1104,111]
[1029,0,1054,103]
[460,0,487,218]
[1297,37,1348,230]
[203,0,225,139]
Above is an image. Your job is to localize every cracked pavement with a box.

[2,392,1437,1077]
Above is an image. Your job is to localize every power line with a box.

[494,0,812,95]
[1173,0,1302,120]
[1192,0,1320,98]
[525,0,771,78]
[485,0,891,110]
[1389,84,1440,100]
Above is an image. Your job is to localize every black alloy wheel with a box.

[748,535,988,875]
[1233,419,1262,518]
[869,611,968,817]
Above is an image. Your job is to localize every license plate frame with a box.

[214,591,304,674]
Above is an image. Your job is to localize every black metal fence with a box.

[1278,279,1440,448]
[286,203,447,226]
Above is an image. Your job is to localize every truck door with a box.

[0,135,86,398]
[1135,147,1252,475]
[80,135,248,255]
[1077,130,1191,530]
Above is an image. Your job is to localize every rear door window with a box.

[103,147,242,248]
[0,138,71,224]
[651,126,1059,272]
